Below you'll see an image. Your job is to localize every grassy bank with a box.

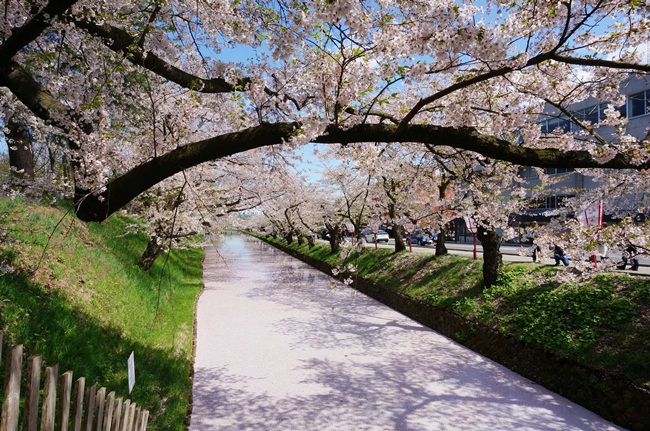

[261,236,650,391]
[0,198,204,430]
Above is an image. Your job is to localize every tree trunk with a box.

[393,224,407,252]
[4,115,34,185]
[478,225,503,287]
[285,230,294,244]
[306,235,315,248]
[386,201,407,253]
[435,227,448,256]
[435,183,449,256]
[139,237,165,271]
[326,224,342,254]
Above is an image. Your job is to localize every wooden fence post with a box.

[1,344,24,431]
[126,403,136,431]
[102,391,115,431]
[133,407,141,431]
[71,377,86,431]
[111,398,123,431]
[23,355,43,431]
[119,400,131,431]
[84,383,97,431]
[139,411,149,431]
[0,339,149,431]
[58,371,73,431]
[95,387,106,431]
[41,364,59,431]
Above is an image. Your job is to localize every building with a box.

[517,74,650,224]
[453,74,650,244]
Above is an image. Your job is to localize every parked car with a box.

[405,230,435,246]
[363,229,390,243]
[318,226,330,240]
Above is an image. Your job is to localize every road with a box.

[350,239,649,274]
[190,234,623,430]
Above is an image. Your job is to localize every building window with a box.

[587,105,601,123]
[519,167,539,178]
[569,102,627,128]
[554,194,574,208]
[530,197,546,209]
[529,194,575,210]
[541,117,570,134]
[540,102,630,134]
[629,90,650,118]
[573,105,600,124]
[546,195,557,208]
[543,168,574,175]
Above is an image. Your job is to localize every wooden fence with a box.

[0,334,149,431]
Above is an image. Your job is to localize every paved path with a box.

[190,235,623,431]
[351,239,649,274]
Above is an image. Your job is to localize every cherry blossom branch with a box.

[67,16,250,93]
[73,122,300,221]
[136,2,163,48]
[400,51,650,127]
[552,55,650,72]
[316,123,648,170]
[71,120,648,222]
[0,0,79,60]
[398,0,646,129]
[0,59,93,139]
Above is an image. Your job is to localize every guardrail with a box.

[0,334,148,431]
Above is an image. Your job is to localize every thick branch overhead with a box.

[74,122,647,221]
[68,17,250,93]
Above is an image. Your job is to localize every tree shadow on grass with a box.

[0,270,191,431]
[484,271,648,387]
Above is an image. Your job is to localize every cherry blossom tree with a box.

[128,153,272,270]
[1,0,649,284]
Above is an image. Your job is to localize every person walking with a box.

[531,244,542,263]
[526,223,542,263]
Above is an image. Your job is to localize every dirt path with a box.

[190,234,623,431]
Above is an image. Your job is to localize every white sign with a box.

[463,217,478,234]
[369,219,380,234]
[576,201,603,227]
[128,352,135,394]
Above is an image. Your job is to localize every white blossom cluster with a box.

[0,0,648,279]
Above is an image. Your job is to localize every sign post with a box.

[576,201,603,227]
[128,352,135,394]
[576,201,604,267]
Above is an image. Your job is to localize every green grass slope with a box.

[0,198,204,430]
[262,236,650,390]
